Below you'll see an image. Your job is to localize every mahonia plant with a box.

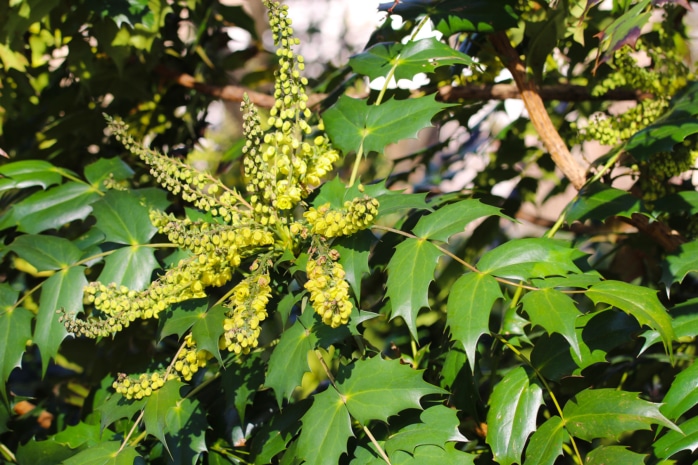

[59,0,379,400]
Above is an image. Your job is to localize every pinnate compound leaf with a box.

[586,280,674,354]
[412,199,504,242]
[92,190,158,244]
[660,361,698,420]
[98,246,158,290]
[477,238,585,280]
[8,234,82,271]
[446,272,502,372]
[522,416,563,465]
[562,388,679,441]
[349,37,474,81]
[486,367,543,465]
[385,405,467,456]
[521,289,582,359]
[191,305,226,364]
[566,183,644,222]
[143,380,185,447]
[324,95,452,155]
[585,446,647,465]
[297,388,352,465]
[61,440,140,465]
[0,160,62,192]
[654,416,698,459]
[35,266,87,374]
[266,310,318,405]
[337,356,445,425]
[386,238,442,338]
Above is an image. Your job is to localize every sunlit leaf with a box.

[83,157,134,186]
[165,397,208,465]
[521,289,582,359]
[660,361,698,421]
[0,160,62,192]
[159,298,208,341]
[593,0,651,70]
[0,306,32,385]
[335,230,373,302]
[98,395,147,431]
[522,416,563,465]
[143,380,185,447]
[654,416,698,459]
[566,183,644,222]
[388,442,476,465]
[191,305,226,364]
[297,388,352,465]
[412,199,504,242]
[585,446,647,465]
[641,297,698,353]
[61,440,140,465]
[98,245,158,290]
[663,240,698,285]
[91,190,157,244]
[8,234,82,271]
[384,405,467,456]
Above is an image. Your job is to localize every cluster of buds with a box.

[305,197,379,238]
[305,250,353,328]
[112,371,176,400]
[221,273,272,354]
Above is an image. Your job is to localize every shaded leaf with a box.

[384,405,468,456]
[324,95,452,155]
[191,305,226,364]
[8,234,82,271]
[159,298,208,341]
[486,367,543,465]
[222,352,265,424]
[61,440,140,465]
[335,230,373,302]
[386,238,442,338]
[98,245,158,290]
[250,401,306,465]
[585,446,646,465]
[522,416,563,465]
[91,190,157,244]
[446,272,502,372]
[521,289,582,359]
[143,380,185,447]
[165,397,208,465]
[562,388,678,441]
[654,415,698,459]
[566,183,644,222]
[412,199,504,242]
[297,388,352,465]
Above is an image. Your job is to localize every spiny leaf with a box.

[388,443,476,465]
[585,446,647,465]
[35,266,87,375]
[349,37,475,81]
[586,280,674,355]
[8,234,83,271]
[53,421,109,448]
[222,352,265,424]
[412,198,504,242]
[562,388,679,441]
[297,388,352,465]
[486,367,543,465]
[0,306,32,386]
[98,245,158,290]
[337,356,445,425]
[191,305,226,364]
[654,416,698,459]
[164,397,208,465]
[265,310,318,405]
[446,272,502,372]
[641,297,698,353]
[91,189,157,244]
[663,240,698,285]
[61,440,140,465]
[522,416,564,465]
[143,380,185,447]
[660,361,698,421]
[250,401,306,465]
[386,238,442,339]
[159,298,209,341]
[0,159,62,192]
[98,395,147,431]
[521,289,582,360]
[335,230,373,302]
[324,94,453,155]
[384,405,468,456]
[566,183,644,222]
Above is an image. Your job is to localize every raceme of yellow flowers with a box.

[61,0,379,400]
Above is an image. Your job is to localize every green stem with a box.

[546,209,567,238]
[348,142,364,187]
[0,443,16,463]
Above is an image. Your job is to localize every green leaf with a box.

[566,183,644,222]
[15,440,74,465]
[386,238,442,339]
[222,352,265,424]
[446,272,502,372]
[388,443,476,465]
[349,37,474,81]
[477,238,585,280]
[562,388,678,441]
[586,280,674,355]
[337,356,445,425]
[593,0,651,70]
[8,234,83,271]
[384,405,467,456]
[265,310,318,405]
[335,230,373,302]
[250,401,305,465]
[654,416,698,459]
[143,380,185,447]
[660,361,698,421]
[53,421,109,448]
[664,240,698,285]
[641,297,698,352]
[191,305,226,364]
[159,298,209,341]
[522,416,563,465]
[0,182,100,233]
[626,81,698,159]
[83,157,134,186]
[324,95,452,155]
[655,191,698,216]
[164,397,208,465]
[374,189,430,216]
[91,190,157,244]
[486,367,543,465]
[0,306,32,384]
[98,245,158,290]
[521,289,582,359]
[585,446,647,465]
[297,388,353,465]
[412,199,504,242]
[98,394,147,430]
[61,440,140,465]
[0,160,62,192]
[35,266,87,374]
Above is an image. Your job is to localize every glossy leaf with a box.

[53,421,108,448]
[8,234,83,271]
[335,230,373,302]
[374,189,430,216]
[98,245,158,290]
[412,199,503,242]
[660,361,698,420]
[35,266,87,374]
[384,405,467,456]
[641,297,698,352]
[0,160,62,192]
[83,157,134,186]
[586,280,674,354]
[566,183,644,222]
[191,305,226,364]
[338,356,445,425]
[159,299,209,341]
[349,37,474,81]
[654,416,698,459]
[477,238,585,280]
[562,388,678,441]
[664,240,698,285]
[297,388,352,465]
[324,94,452,155]
[222,352,265,424]
[98,395,147,431]
[388,443,476,465]
[446,272,502,372]
[0,306,32,385]
[486,367,543,465]
[143,380,185,446]
[164,397,208,465]
[585,446,646,465]
[521,289,582,359]
[92,190,157,244]
[61,440,140,465]
[522,416,563,465]
[386,238,442,338]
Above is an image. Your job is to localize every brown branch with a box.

[438,83,652,102]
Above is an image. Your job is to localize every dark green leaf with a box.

[98,394,147,430]
[335,230,373,302]
[486,367,543,465]
[61,440,140,465]
[98,246,158,290]
[386,238,442,339]
[654,416,698,459]
[573,311,640,372]
[297,388,352,465]
[159,298,209,341]
[522,416,563,465]
[446,272,502,372]
[191,305,226,364]
[8,234,82,271]
[0,306,32,384]
[164,397,207,465]
[222,352,265,424]
[250,401,305,465]
[655,191,698,215]
[660,361,698,420]
[349,37,474,81]
[384,405,467,456]
[84,157,134,186]
[0,160,62,192]
[374,189,430,216]
[664,240,698,285]
[586,280,674,355]
[324,95,453,155]
[566,183,644,222]
[412,199,504,242]
[585,446,646,465]
[530,333,578,382]
[521,289,582,359]
[143,380,185,447]
[92,190,157,244]
[562,388,678,441]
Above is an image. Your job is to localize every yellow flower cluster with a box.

[304,196,379,238]
[222,273,272,354]
[173,334,213,381]
[304,253,353,327]
[112,371,176,400]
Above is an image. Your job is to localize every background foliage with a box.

[3,0,698,464]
